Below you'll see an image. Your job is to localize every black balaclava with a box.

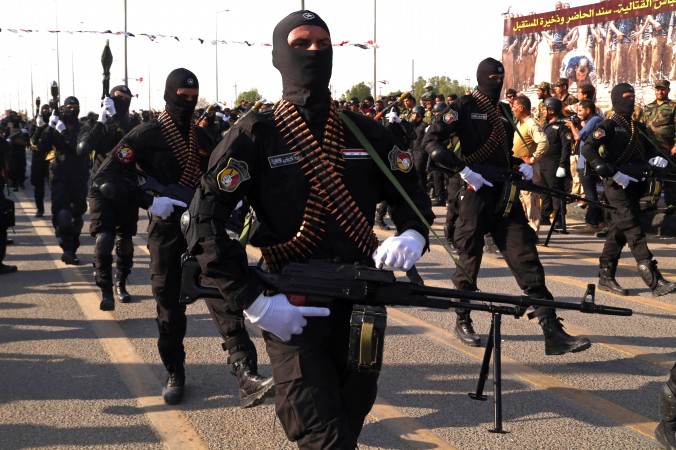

[110,85,132,118]
[272,10,332,109]
[40,105,51,123]
[611,83,635,117]
[476,57,505,105]
[163,68,199,129]
[62,96,80,125]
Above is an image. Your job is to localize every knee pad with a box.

[115,236,134,257]
[95,232,115,255]
[55,209,73,230]
[659,378,676,422]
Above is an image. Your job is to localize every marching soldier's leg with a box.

[204,298,275,408]
[94,232,115,311]
[114,235,134,303]
[655,363,676,450]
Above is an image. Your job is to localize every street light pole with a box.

[124,0,128,86]
[373,0,377,100]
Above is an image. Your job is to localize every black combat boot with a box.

[99,284,115,311]
[455,310,481,347]
[114,273,131,303]
[598,262,628,296]
[162,364,185,405]
[638,260,676,297]
[535,311,591,355]
[655,368,676,450]
[0,263,17,275]
[61,251,80,265]
[375,201,391,230]
[232,358,275,408]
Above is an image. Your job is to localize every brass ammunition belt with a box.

[610,113,642,166]
[463,90,510,166]
[158,111,201,188]
[261,101,378,271]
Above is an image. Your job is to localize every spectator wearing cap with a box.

[644,79,676,212]
[421,92,436,125]
[505,88,517,107]
[553,78,579,118]
[536,81,553,126]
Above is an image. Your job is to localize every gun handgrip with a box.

[287,293,307,306]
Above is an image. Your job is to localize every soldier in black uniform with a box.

[539,97,572,227]
[30,104,52,218]
[0,137,17,274]
[582,83,676,297]
[423,58,591,355]
[82,85,139,311]
[92,68,273,407]
[655,362,676,449]
[39,97,89,265]
[183,11,433,448]
[3,112,29,192]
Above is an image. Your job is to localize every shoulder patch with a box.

[443,110,458,124]
[388,146,413,173]
[217,158,251,192]
[113,145,135,164]
[593,128,605,139]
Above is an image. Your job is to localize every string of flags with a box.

[0,27,379,49]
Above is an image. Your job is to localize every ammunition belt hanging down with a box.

[462,90,511,166]
[158,111,202,188]
[610,113,642,167]
[260,101,379,272]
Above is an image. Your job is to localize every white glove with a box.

[612,171,638,189]
[99,108,112,124]
[148,196,187,219]
[55,120,67,133]
[215,112,225,120]
[244,292,330,341]
[386,110,401,123]
[459,166,494,191]
[649,156,668,168]
[518,163,533,181]
[102,96,116,116]
[20,128,27,134]
[556,167,566,178]
[38,116,46,127]
[373,229,425,271]
[49,113,59,128]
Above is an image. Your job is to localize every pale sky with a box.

[0,0,594,115]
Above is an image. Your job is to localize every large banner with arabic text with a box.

[502,0,676,112]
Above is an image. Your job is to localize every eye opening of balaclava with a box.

[272,10,332,108]
[62,96,80,125]
[476,57,505,105]
[164,68,199,129]
[110,85,132,118]
[611,83,635,117]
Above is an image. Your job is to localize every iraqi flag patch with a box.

[113,145,135,164]
[388,146,413,173]
[593,128,605,139]
[341,148,370,159]
[217,158,250,192]
[443,110,459,124]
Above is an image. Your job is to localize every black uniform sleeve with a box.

[559,125,573,169]
[187,118,269,311]
[422,103,466,173]
[581,120,616,177]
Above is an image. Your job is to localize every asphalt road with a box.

[0,182,674,450]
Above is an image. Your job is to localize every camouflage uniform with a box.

[423,109,435,125]
[644,98,676,207]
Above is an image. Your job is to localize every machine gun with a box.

[179,258,632,432]
[616,163,676,208]
[429,161,616,246]
[136,172,196,206]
